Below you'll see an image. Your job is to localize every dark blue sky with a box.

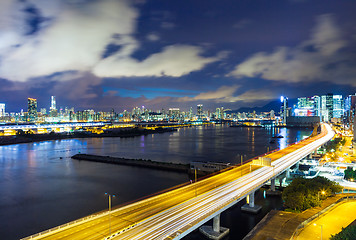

[0,0,355,112]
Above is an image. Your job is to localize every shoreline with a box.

[0,127,176,146]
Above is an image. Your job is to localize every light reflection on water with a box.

[0,125,311,240]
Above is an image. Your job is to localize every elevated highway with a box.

[23,123,335,240]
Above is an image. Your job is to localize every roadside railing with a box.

[290,194,356,240]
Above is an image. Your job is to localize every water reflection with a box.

[0,125,311,240]
[278,128,288,150]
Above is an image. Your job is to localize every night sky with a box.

[1,0,356,112]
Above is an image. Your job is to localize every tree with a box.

[330,225,356,240]
[344,167,356,181]
[282,177,342,212]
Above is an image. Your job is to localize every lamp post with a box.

[105,192,116,236]
[318,190,326,202]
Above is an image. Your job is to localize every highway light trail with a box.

[23,124,334,240]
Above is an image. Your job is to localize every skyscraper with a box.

[312,95,321,120]
[51,96,56,111]
[333,95,343,119]
[280,96,288,124]
[28,98,37,122]
[0,103,5,117]
[326,93,333,121]
[197,104,203,120]
[50,96,58,117]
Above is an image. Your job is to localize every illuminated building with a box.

[197,104,203,120]
[312,95,321,120]
[344,94,356,130]
[168,108,180,121]
[0,103,5,117]
[333,95,344,119]
[280,96,288,124]
[325,93,334,121]
[321,94,333,122]
[49,96,58,117]
[270,110,275,119]
[294,97,314,117]
[216,108,221,119]
[28,98,37,122]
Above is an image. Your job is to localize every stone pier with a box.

[241,191,262,213]
[266,178,281,196]
[199,214,229,240]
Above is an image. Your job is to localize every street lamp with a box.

[318,190,326,202]
[105,192,116,236]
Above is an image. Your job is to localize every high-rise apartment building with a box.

[28,98,37,122]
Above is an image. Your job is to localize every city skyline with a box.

[1,1,356,112]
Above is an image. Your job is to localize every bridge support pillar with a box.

[199,214,230,240]
[271,178,275,191]
[213,214,220,232]
[241,191,262,213]
[286,168,290,179]
[295,161,300,170]
[266,178,281,196]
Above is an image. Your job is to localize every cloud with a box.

[227,89,276,103]
[0,1,223,83]
[146,33,160,41]
[229,14,356,86]
[178,85,238,102]
[177,85,278,104]
[52,72,102,100]
[0,0,139,82]
[93,44,223,77]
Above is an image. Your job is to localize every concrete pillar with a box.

[271,178,275,191]
[286,168,290,179]
[241,190,262,213]
[249,192,255,208]
[295,161,300,170]
[213,214,220,233]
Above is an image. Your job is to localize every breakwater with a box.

[72,154,190,173]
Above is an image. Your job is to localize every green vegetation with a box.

[330,224,356,240]
[344,167,356,181]
[282,176,342,212]
[325,137,346,152]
